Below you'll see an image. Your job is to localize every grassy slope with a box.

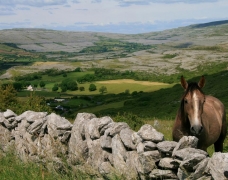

[93,70,228,119]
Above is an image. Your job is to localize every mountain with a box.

[0,20,228,78]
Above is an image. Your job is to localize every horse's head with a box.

[181,76,205,136]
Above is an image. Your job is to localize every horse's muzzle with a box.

[190,125,203,135]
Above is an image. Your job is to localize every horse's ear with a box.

[181,76,188,90]
[198,76,205,88]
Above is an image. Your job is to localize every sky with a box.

[0,0,228,34]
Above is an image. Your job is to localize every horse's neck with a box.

[178,108,191,132]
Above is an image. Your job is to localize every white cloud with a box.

[0,0,227,33]
[0,0,68,7]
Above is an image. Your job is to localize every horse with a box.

[172,76,227,152]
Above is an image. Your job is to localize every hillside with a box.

[0,20,228,79]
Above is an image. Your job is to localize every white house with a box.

[26,85,33,91]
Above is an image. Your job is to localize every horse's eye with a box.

[184,99,188,104]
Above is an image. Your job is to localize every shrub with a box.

[89,84,97,91]
[0,84,18,111]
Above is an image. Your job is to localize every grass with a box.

[0,151,105,180]
[56,79,172,95]
[78,101,125,114]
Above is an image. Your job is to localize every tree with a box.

[67,81,78,91]
[60,78,78,92]
[33,82,38,88]
[39,81,46,88]
[125,89,130,95]
[13,82,23,91]
[52,84,59,91]
[63,73,67,77]
[74,67,81,72]
[99,86,107,94]
[60,85,67,92]
[89,84,97,91]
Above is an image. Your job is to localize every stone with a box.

[17,111,47,123]
[0,125,11,151]
[3,119,13,129]
[138,151,158,174]
[132,132,142,145]
[125,151,141,180]
[157,140,177,156]
[68,113,96,165]
[180,153,206,171]
[192,157,210,179]
[172,147,208,160]
[27,118,46,135]
[99,161,115,176]
[149,169,178,179]
[137,124,164,143]
[143,141,157,151]
[177,167,192,180]
[119,128,136,150]
[159,157,180,170]
[172,136,198,156]
[137,142,144,154]
[97,116,113,135]
[86,139,105,170]
[60,131,71,143]
[3,109,17,119]
[46,113,72,138]
[206,152,228,180]
[112,134,128,175]
[106,122,129,137]
[100,134,112,149]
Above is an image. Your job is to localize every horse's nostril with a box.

[191,125,203,135]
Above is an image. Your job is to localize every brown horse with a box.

[172,76,227,152]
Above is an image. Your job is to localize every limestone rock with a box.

[106,122,129,137]
[112,134,128,175]
[27,118,46,135]
[119,128,136,150]
[180,153,206,171]
[150,169,178,179]
[68,113,96,164]
[46,113,72,138]
[206,152,228,180]
[137,124,164,143]
[159,157,180,170]
[17,111,47,123]
[3,109,17,119]
[172,147,208,160]
[192,157,210,179]
[172,136,198,156]
[143,141,157,151]
[157,140,177,156]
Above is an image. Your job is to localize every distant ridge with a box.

[192,20,228,28]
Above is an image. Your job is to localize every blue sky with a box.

[0,0,228,34]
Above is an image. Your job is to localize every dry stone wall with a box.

[0,109,228,180]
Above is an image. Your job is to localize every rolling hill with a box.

[0,20,228,79]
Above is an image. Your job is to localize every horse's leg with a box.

[214,138,224,152]
[214,124,227,152]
